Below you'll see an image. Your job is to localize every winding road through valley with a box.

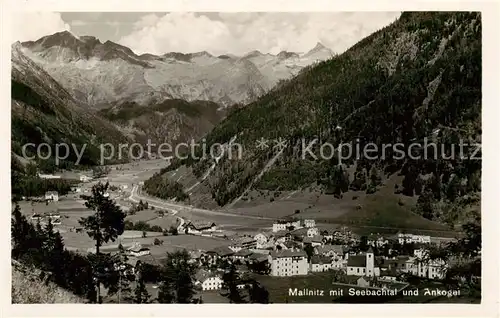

[127,185,274,232]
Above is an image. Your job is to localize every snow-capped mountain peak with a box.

[16,32,335,108]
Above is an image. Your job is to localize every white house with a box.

[45,191,59,202]
[307,227,319,237]
[31,213,42,221]
[272,219,301,232]
[368,234,389,247]
[303,219,316,228]
[185,221,217,235]
[229,237,257,252]
[346,248,380,277]
[397,233,431,244]
[310,255,333,272]
[357,276,371,288]
[409,249,447,280]
[315,245,344,258]
[254,233,268,249]
[80,175,92,182]
[268,249,308,276]
[195,270,223,291]
[38,173,61,179]
[128,243,151,257]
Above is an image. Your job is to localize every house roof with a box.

[208,246,234,256]
[188,221,216,230]
[250,253,269,263]
[270,249,307,258]
[195,270,220,283]
[273,230,291,238]
[189,250,203,259]
[130,247,150,253]
[347,255,366,267]
[311,255,332,264]
[316,245,344,255]
[283,241,295,248]
[291,228,308,236]
[233,249,253,257]
[45,191,58,195]
[303,235,323,244]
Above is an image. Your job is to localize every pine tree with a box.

[157,250,197,303]
[133,274,151,304]
[11,203,30,258]
[246,279,269,303]
[112,243,134,303]
[79,182,126,303]
[220,264,245,303]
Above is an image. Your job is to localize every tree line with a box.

[11,181,269,303]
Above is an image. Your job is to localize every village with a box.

[18,163,460,303]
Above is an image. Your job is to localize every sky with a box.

[13,12,401,56]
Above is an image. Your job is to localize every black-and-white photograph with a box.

[10,10,483,306]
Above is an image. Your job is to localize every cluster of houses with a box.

[181,219,449,291]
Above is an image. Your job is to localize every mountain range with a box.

[19,32,334,108]
[12,32,334,167]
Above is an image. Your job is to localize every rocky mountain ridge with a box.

[19,32,334,108]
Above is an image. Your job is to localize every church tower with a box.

[366,247,374,277]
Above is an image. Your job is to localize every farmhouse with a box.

[128,244,151,257]
[315,245,344,258]
[44,191,59,202]
[272,219,301,232]
[232,249,253,261]
[346,248,380,277]
[195,270,223,291]
[306,227,319,237]
[268,249,308,277]
[397,233,431,244]
[228,237,257,252]
[206,246,234,264]
[185,221,217,234]
[31,213,42,221]
[303,219,316,228]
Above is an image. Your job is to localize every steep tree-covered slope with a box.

[98,99,225,149]
[11,42,131,169]
[154,12,481,225]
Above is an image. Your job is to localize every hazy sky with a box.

[13,12,401,55]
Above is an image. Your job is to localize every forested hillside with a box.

[98,99,225,148]
[155,12,481,227]
[11,42,131,169]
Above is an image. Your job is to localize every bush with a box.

[153,238,163,245]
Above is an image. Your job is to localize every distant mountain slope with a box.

[98,99,225,149]
[155,12,481,225]
[11,42,130,168]
[19,32,334,108]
